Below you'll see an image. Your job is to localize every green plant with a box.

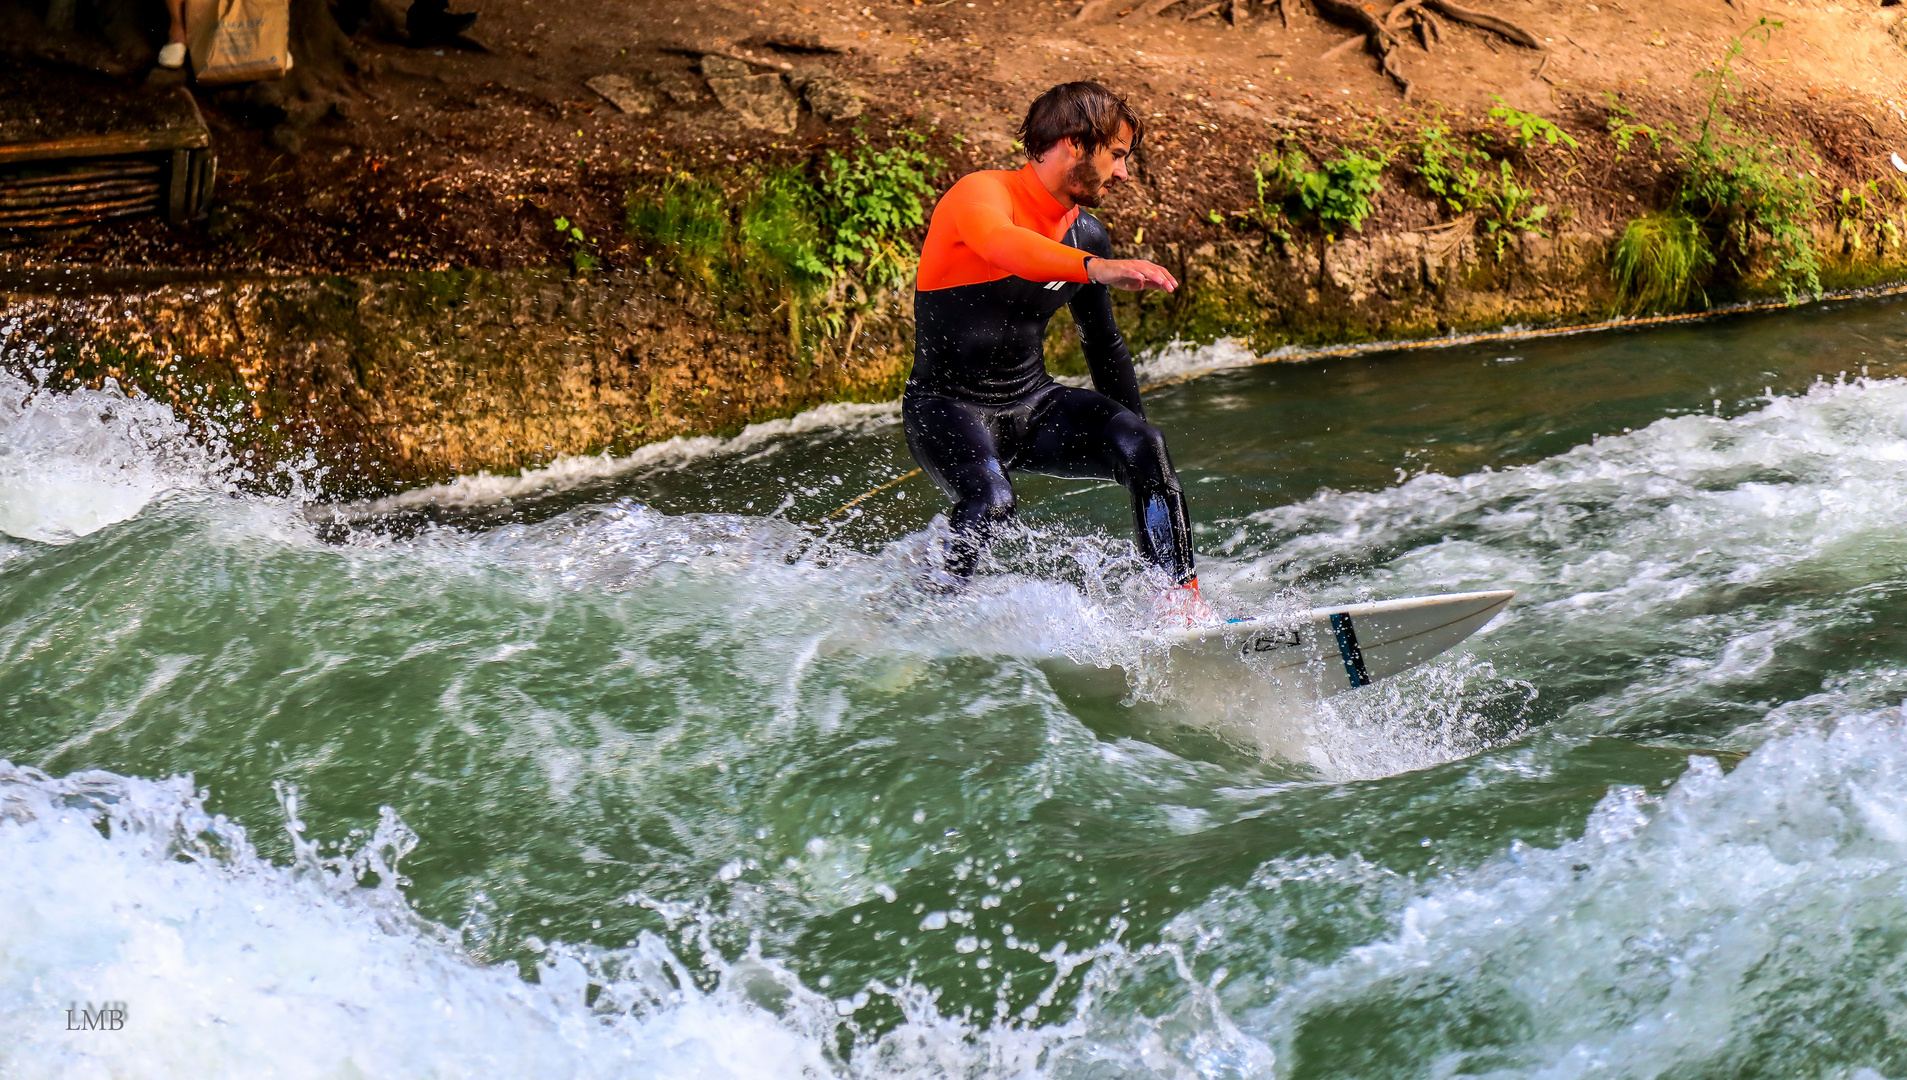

[1253,148,1301,191]
[622,130,945,352]
[1244,150,1300,246]
[816,130,940,287]
[1412,124,1553,255]
[1600,93,1656,159]
[1481,160,1551,255]
[1249,147,1388,239]
[552,214,599,274]
[1613,209,1715,310]
[1487,99,1581,151]
[1836,181,1882,253]
[1603,19,1822,306]
[739,167,829,287]
[1417,126,1491,214]
[1836,181,1879,226]
[1300,150,1389,237]
[1675,18,1820,299]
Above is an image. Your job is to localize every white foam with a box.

[1238,707,1907,1075]
[1132,337,1263,387]
[1222,375,1907,729]
[338,402,901,516]
[0,763,853,1080]
[0,761,1268,1080]
[14,709,1907,1078]
[0,370,235,544]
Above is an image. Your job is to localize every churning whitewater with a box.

[10,301,1907,1080]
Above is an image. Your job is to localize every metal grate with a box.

[0,152,214,231]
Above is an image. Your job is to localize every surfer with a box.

[907,81,1199,605]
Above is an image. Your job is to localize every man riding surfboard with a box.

[907,81,1199,605]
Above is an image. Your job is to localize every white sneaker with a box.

[157,42,185,69]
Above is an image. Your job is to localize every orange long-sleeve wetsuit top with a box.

[917,164,1093,291]
[909,164,1140,411]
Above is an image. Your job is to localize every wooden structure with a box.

[0,64,216,230]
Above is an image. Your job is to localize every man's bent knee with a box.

[1109,418,1173,479]
[950,469,1016,533]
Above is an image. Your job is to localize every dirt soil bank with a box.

[5,0,1907,271]
[9,0,1907,488]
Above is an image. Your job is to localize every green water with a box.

[9,297,1907,1078]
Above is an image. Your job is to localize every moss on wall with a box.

[9,215,1907,498]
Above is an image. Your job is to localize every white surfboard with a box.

[1161,589,1515,701]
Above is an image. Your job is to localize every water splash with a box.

[14,331,1907,1078]
[0,369,234,543]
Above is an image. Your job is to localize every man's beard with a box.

[1065,158,1113,208]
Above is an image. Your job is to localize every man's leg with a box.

[902,390,1017,578]
[1019,386,1196,584]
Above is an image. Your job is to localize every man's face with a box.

[1061,124,1133,209]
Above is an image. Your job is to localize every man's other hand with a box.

[1086,258,1178,292]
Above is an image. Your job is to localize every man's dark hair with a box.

[1017,82,1144,162]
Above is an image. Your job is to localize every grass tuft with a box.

[626,174,730,281]
[1613,209,1715,311]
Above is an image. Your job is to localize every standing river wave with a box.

[9,297,1907,1078]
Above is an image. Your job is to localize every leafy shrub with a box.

[1612,18,1822,303]
[1613,209,1715,310]
[1417,126,1491,214]
[815,131,940,287]
[625,131,940,292]
[1412,126,1554,256]
[1487,99,1581,151]
[622,131,943,348]
[1255,147,1389,239]
[1299,150,1389,236]
[1481,160,1551,254]
[739,167,828,288]
[1677,130,1819,298]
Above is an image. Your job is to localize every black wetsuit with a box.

[906,206,1195,582]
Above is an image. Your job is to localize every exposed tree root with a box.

[1420,0,1543,49]
[1309,0,1412,94]
[1118,0,1258,22]
[1321,33,1367,60]
[1120,0,1187,21]
[1306,0,1539,94]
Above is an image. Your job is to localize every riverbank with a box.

[9,0,1907,491]
[8,211,1907,493]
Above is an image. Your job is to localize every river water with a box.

[8,296,1907,1078]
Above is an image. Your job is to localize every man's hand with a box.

[1086,258,1178,292]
